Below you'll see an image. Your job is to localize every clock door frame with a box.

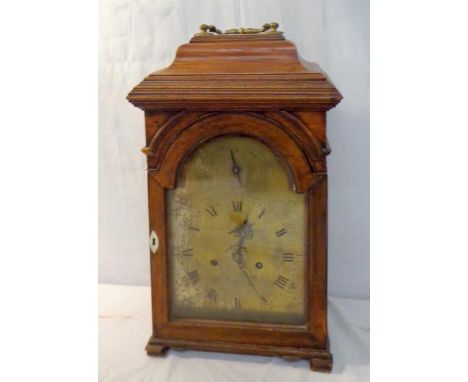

[144,111,332,371]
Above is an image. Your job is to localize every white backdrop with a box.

[98,0,369,299]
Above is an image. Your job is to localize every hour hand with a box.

[228,221,254,237]
[230,150,241,182]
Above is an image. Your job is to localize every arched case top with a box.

[143,112,328,192]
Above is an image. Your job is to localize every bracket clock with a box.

[127,23,342,372]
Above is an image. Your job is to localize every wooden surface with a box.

[127,33,342,373]
[127,34,342,111]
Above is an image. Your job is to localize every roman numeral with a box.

[232,200,242,212]
[234,297,241,309]
[188,270,200,283]
[206,206,217,217]
[181,248,193,256]
[181,270,200,287]
[274,275,289,289]
[206,289,217,302]
[275,228,287,237]
[282,253,295,262]
[258,209,265,219]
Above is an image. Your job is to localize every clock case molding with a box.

[127,33,342,372]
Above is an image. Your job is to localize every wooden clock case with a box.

[127,32,342,372]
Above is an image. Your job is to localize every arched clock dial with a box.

[167,136,307,325]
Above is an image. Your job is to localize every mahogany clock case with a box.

[127,32,342,372]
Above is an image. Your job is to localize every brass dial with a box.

[167,136,307,325]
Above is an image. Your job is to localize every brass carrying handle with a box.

[196,22,280,36]
[198,24,222,34]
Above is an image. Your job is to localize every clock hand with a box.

[228,216,254,235]
[230,150,241,182]
[236,261,268,304]
[228,222,254,234]
[228,224,266,304]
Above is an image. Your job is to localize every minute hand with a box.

[237,263,267,304]
[230,228,267,304]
